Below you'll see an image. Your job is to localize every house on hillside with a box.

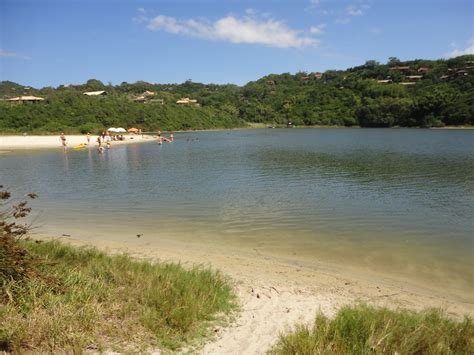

[133,91,158,103]
[389,66,411,72]
[83,90,107,96]
[6,95,45,103]
[142,90,155,97]
[176,97,198,105]
[377,79,392,84]
[313,72,323,79]
[417,67,429,73]
[134,96,164,105]
[456,70,468,76]
[406,75,423,81]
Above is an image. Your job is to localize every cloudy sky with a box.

[1,0,473,88]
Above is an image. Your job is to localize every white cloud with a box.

[0,49,30,60]
[145,14,319,48]
[132,7,148,24]
[147,15,188,34]
[305,0,320,14]
[310,24,326,34]
[447,38,474,58]
[346,5,364,16]
[336,4,369,23]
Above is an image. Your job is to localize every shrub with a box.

[271,304,473,354]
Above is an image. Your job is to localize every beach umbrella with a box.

[128,127,139,133]
[108,127,118,132]
[116,128,126,133]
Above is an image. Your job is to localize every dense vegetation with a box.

[0,189,236,352]
[271,304,473,354]
[1,55,473,133]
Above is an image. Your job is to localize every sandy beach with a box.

[35,234,473,354]
[0,134,153,152]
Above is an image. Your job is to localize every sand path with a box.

[42,236,472,355]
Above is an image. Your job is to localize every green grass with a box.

[270,304,473,354]
[0,240,236,352]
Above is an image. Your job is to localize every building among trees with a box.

[6,95,45,103]
[83,90,107,96]
[176,97,198,105]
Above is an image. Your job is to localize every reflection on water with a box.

[1,129,473,300]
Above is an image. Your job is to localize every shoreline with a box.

[0,134,153,152]
[35,233,474,353]
[1,125,473,153]
[1,124,473,143]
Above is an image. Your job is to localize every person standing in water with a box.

[86,132,91,144]
[59,132,67,150]
[157,129,162,145]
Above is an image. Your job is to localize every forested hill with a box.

[1,55,473,133]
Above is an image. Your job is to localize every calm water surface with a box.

[1,129,473,300]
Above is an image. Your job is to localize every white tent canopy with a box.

[107,127,126,133]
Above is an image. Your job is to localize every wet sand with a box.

[35,233,474,354]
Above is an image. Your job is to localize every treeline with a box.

[0,55,473,133]
[0,90,242,134]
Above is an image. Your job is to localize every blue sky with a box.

[1,0,473,88]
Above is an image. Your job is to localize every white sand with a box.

[0,134,153,151]
[38,235,473,354]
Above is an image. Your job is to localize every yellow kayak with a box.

[73,143,87,149]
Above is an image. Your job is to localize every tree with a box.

[387,57,401,66]
[85,79,105,91]
[364,60,380,67]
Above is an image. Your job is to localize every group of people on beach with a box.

[60,130,175,152]
[60,131,120,152]
[95,131,127,152]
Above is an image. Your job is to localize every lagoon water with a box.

[1,128,473,300]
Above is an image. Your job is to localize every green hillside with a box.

[1,55,473,133]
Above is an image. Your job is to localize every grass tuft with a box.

[270,304,473,354]
[1,240,236,352]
